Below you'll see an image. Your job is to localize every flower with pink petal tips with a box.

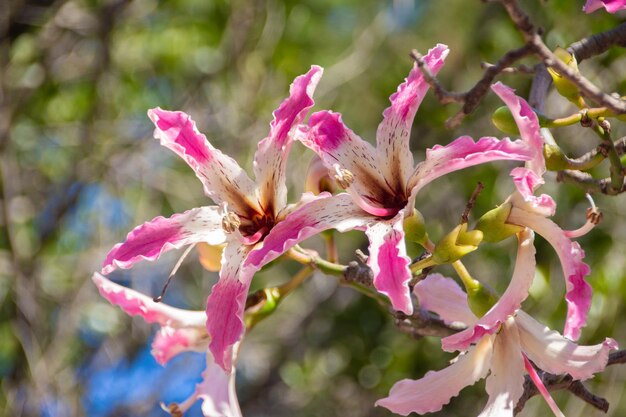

[583,0,626,13]
[297,44,537,314]
[491,82,597,341]
[377,233,617,417]
[92,273,242,417]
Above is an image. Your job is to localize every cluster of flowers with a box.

[92,41,617,417]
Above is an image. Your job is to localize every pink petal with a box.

[491,83,545,178]
[298,111,395,216]
[478,319,525,417]
[102,206,226,274]
[408,136,533,200]
[254,66,323,214]
[508,207,592,341]
[516,311,617,380]
[92,273,206,327]
[510,168,556,217]
[243,193,373,270]
[584,0,626,13]
[366,215,413,314]
[206,243,251,373]
[197,352,242,417]
[442,230,536,352]
[413,273,477,326]
[148,108,261,214]
[152,326,207,365]
[376,44,449,189]
[376,336,494,415]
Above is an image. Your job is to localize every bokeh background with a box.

[1,0,626,416]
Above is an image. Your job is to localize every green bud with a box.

[433,223,483,264]
[403,209,427,244]
[467,284,499,318]
[244,287,280,329]
[475,203,524,243]
[547,47,586,108]
[543,144,569,171]
[492,106,553,135]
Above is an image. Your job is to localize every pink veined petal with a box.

[516,311,618,381]
[477,318,525,417]
[584,0,626,13]
[376,335,494,416]
[508,207,591,341]
[442,229,536,352]
[414,273,478,326]
[510,168,557,217]
[101,206,226,275]
[366,215,413,314]
[243,193,374,271]
[148,108,261,215]
[407,136,533,200]
[92,273,206,327]
[152,326,208,365]
[206,242,251,373]
[491,82,545,178]
[376,44,449,189]
[197,351,243,417]
[298,111,395,216]
[523,355,566,417]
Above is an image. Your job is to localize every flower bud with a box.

[547,47,586,108]
[403,209,427,244]
[543,144,569,171]
[492,106,552,135]
[474,203,524,243]
[432,223,483,264]
[466,284,499,318]
[244,287,281,329]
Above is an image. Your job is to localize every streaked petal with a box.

[376,335,494,415]
[152,327,208,365]
[491,82,545,178]
[508,207,591,341]
[408,136,533,200]
[478,319,525,417]
[414,273,477,326]
[206,243,251,372]
[244,193,373,270]
[376,44,449,189]
[102,206,226,274]
[298,111,394,216]
[92,273,206,327]
[442,229,536,352]
[366,215,413,314]
[254,66,323,214]
[148,108,261,214]
[584,0,626,13]
[510,168,556,217]
[516,311,617,380]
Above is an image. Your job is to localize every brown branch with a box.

[557,170,626,195]
[569,22,626,63]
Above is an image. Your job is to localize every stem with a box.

[288,246,346,275]
[277,266,315,297]
[323,231,338,263]
[594,123,624,193]
[452,260,481,294]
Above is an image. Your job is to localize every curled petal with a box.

[491,83,545,178]
[376,336,494,416]
[414,274,477,326]
[152,327,208,365]
[102,206,226,274]
[148,108,261,214]
[508,207,592,340]
[92,273,206,327]
[366,216,413,314]
[206,243,251,372]
[510,168,556,217]
[516,311,617,381]
[442,230,536,352]
[254,66,323,214]
[376,44,449,189]
[583,0,626,13]
[478,319,525,417]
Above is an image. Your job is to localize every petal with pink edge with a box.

[510,168,556,217]
[584,0,626,13]
[92,273,206,327]
[148,108,261,215]
[254,66,323,214]
[414,273,477,326]
[408,136,533,202]
[152,326,208,365]
[516,311,617,380]
[442,229,536,352]
[376,44,449,189]
[102,206,226,274]
[508,207,592,341]
[298,111,396,216]
[366,215,413,314]
[376,335,494,416]
[478,318,525,417]
[206,243,251,372]
[491,82,545,178]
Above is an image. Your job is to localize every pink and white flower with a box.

[583,0,626,13]
[491,82,596,340]
[92,273,242,417]
[377,231,616,417]
[100,66,379,371]
[297,44,537,314]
